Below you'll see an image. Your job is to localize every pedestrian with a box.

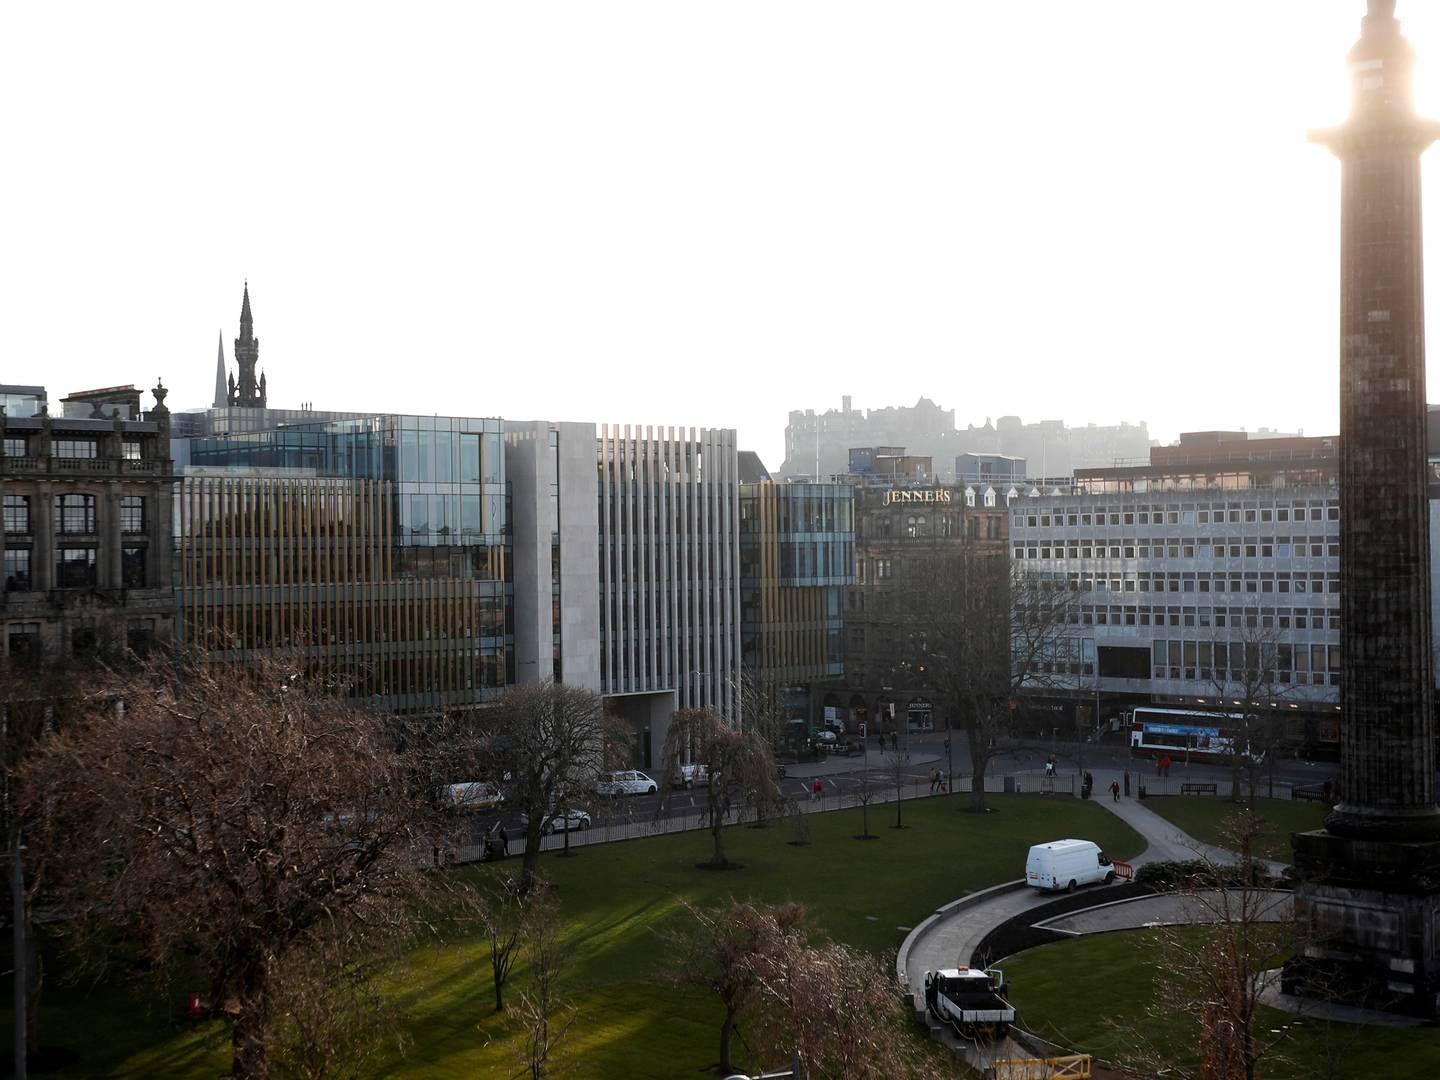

[1044,757,1056,778]
[938,769,948,794]
[811,778,823,802]
[1110,780,1121,802]
[929,768,938,793]
[499,826,509,857]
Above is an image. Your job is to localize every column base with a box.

[1283,829,1440,1020]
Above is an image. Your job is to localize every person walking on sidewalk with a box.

[811,778,823,802]
[1110,779,1121,802]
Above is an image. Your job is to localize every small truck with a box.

[922,967,1015,1040]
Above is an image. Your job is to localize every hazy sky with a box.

[5,1,1440,470]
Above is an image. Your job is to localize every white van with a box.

[1024,839,1115,893]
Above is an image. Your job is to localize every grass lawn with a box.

[1004,930,1440,1080]
[2,794,1142,1078]
[1144,796,1326,861]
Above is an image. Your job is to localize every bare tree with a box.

[659,708,779,869]
[1206,609,1294,806]
[674,900,809,1075]
[268,929,412,1080]
[462,870,534,1014]
[18,653,452,1079]
[477,680,608,892]
[908,553,1074,812]
[854,767,879,840]
[0,655,95,1063]
[1127,814,1295,1080]
[885,737,912,829]
[742,912,943,1079]
[736,673,787,828]
[512,889,572,1080]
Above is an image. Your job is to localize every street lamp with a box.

[3,840,26,1080]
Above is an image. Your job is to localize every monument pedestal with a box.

[1282,829,1440,1019]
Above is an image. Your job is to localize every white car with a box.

[519,809,591,834]
[813,729,839,745]
[671,763,711,788]
[595,770,658,796]
[443,781,505,811]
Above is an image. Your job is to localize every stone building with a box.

[834,470,1007,735]
[1,383,175,661]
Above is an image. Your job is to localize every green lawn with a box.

[2,794,1142,1078]
[1144,795,1326,861]
[1004,929,1440,1080]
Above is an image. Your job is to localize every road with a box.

[490,730,1343,836]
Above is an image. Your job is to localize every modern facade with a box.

[596,425,741,765]
[0,386,47,420]
[181,414,514,713]
[1010,442,1343,749]
[1,383,176,661]
[739,480,854,720]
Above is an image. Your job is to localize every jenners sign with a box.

[881,489,953,506]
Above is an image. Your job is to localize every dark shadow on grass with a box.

[693,862,745,871]
[852,834,879,841]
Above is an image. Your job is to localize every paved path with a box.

[900,779,1234,998]
[1039,889,1293,934]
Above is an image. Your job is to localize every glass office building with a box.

[739,482,854,707]
[182,414,514,711]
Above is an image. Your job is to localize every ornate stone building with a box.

[1,383,175,661]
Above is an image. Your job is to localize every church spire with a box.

[212,331,228,408]
[233,281,264,407]
[240,280,253,336]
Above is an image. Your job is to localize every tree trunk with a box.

[967,728,989,812]
[710,815,727,868]
[520,817,544,893]
[719,1005,737,1073]
[230,963,272,1079]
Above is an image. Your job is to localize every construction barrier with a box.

[990,1053,1092,1080]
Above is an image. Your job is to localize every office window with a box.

[120,495,145,533]
[3,495,29,534]
[57,547,97,589]
[54,438,97,460]
[55,494,96,535]
[3,436,26,457]
[122,440,142,461]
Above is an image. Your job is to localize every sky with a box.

[5,1,1440,472]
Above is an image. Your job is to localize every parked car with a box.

[595,770,658,796]
[443,781,505,811]
[518,809,591,834]
[671,763,711,789]
[813,729,839,745]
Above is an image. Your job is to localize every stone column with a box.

[105,482,123,589]
[1316,3,1440,842]
[32,485,53,593]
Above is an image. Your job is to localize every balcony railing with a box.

[0,455,170,477]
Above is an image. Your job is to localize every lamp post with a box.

[4,838,25,1080]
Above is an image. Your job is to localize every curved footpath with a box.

[896,774,1291,1070]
